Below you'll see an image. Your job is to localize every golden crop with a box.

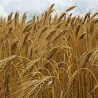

[0,4,98,98]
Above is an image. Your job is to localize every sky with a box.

[0,0,98,17]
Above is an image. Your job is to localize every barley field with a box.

[0,4,98,98]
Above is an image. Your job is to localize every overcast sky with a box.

[0,0,98,17]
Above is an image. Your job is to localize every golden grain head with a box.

[0,4,98,98]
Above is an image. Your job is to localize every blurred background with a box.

[0,0,98,18]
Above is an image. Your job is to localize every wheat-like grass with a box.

[0,4,98,98]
